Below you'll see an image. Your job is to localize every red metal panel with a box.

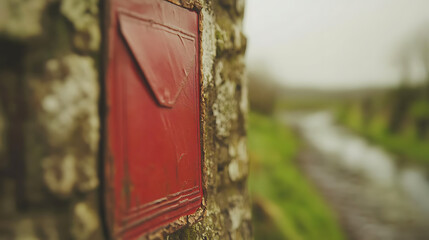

[105,0,202,238]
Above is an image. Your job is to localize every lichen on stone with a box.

[213,60,239,138]
[228,205,243,231]
[228,137,249,182]
[71,202,99,240]
[42,54,99,146]
[40,54,99,197]
[213,80,238,138]
[60,0,100,51]
[75,156,99,192]
[227,160,241,182]
[215,18,246,55]
[228,138,248,182]
[0,0,48,39]
[43,154,77,197]
[215,23,233,54]
[201,8,217,89]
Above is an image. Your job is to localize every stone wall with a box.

[0,0,102,239]
[0,0,250,239]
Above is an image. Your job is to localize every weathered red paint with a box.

[105,0,202,238]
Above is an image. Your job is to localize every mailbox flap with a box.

[118,11,196,108]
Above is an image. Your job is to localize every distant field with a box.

[248,111,345,240]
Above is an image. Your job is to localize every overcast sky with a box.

[244,0,429,89]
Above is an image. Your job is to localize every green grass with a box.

[338,104,429,167]
[248,111,345,240]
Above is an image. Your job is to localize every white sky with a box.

[244,0,429,89]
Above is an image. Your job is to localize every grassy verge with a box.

[248,111,345,240]
[337,103,429,167]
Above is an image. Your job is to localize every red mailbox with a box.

[104,0,202,238]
